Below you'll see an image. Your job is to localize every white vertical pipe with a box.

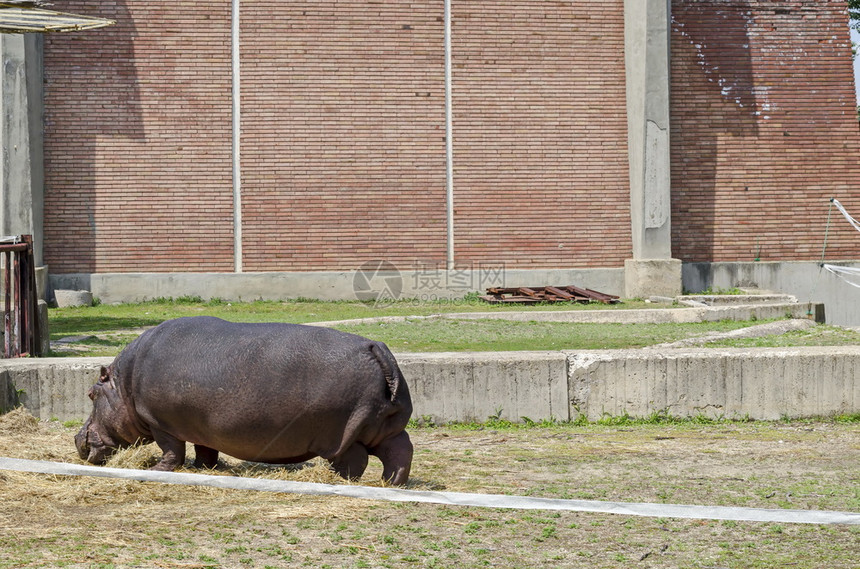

[232,0,243,273]
[444,0,454,269]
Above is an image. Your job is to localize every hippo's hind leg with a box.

[369,431,413,486]
[329,443,369,481]
[150,428,187,471]
[193,444,219,469]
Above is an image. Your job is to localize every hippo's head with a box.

[75,366,137,464]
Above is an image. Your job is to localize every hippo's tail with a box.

[370,342,404,403]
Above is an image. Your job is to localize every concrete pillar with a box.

[0,33,43,262]
[0,34,34,240]
[0,33,50,364]
[0,34,46,300]
[624,0,681,298]
[25,34,44,269]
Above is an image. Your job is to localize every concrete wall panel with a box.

[2,348,858,424]
[568,348,860,421]
[399,351,568,424]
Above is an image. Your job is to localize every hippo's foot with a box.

[150,429,186,471]
[370,431,412,486]
[193,444,219,469]
[329,443,369,481]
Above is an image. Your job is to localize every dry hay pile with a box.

[0,409,375,569]
[0,407,72,463]
[1,411,405,569]
[0,408,396,524]
[0,406,390,486]
[100,431,385,487]
[0,408,388,521]
[0,406,39,433]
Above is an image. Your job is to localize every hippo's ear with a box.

[98,366,116,389]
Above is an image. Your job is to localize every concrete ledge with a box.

[0,357,107,419]
[312,303,822,328]
[436,303,821,324]
[400,351,570,423]
[679,294,798,306]
[2,347,857,423]
[568,347,860,421]
[683,260,860,326]
[49,268,625,304]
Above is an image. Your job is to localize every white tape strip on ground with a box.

[2,457,858,525]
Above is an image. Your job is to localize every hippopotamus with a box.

[74,316,413,485]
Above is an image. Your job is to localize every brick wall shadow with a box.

[43,0,143,273]
[670,1,759,262]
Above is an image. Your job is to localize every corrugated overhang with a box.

[0,2,114,33]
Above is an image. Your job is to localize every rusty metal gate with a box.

[0,235,42,357]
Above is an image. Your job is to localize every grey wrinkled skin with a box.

[75,316,413,485]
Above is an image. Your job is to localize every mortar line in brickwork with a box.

[232,0,243,273]
[445,0,455,269]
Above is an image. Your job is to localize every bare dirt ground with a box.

[0,409,858,569]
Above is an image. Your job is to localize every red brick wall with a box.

[239,0,631,271]
[43,1,234,273]
[451,1,631,268]
[42,1,860,274]
[239,2,447,271]
[42,0,632,273]
[670,0,860,262]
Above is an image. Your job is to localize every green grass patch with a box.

[703,324,860,348]
[333,317,785,352]
[49,297,657,337]
[414,410,859,431]
[49,297,660,337]
[47,298,860,357]
[44,298,671,356]
[689,286,746,295]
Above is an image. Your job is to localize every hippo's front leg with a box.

[370,431,413,486]
[150,428,186,471]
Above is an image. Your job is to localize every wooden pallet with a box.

[480,285,620,304]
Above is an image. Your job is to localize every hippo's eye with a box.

[89,429,104,447]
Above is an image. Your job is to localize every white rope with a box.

[1,457,857,525]
[823,264,860,289]
[831,199,860,234]
[820,199,860,288]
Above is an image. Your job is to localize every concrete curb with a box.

[1,357,108,421]
[309,302,821,328]
[565,347,859,422]
[3,347,857,423]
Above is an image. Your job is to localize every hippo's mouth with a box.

[75,422,110,464]
[74,432,89,461]
[74,421,91,461]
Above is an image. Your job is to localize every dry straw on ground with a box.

[0,407,39,434]
[1,408,858,568]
